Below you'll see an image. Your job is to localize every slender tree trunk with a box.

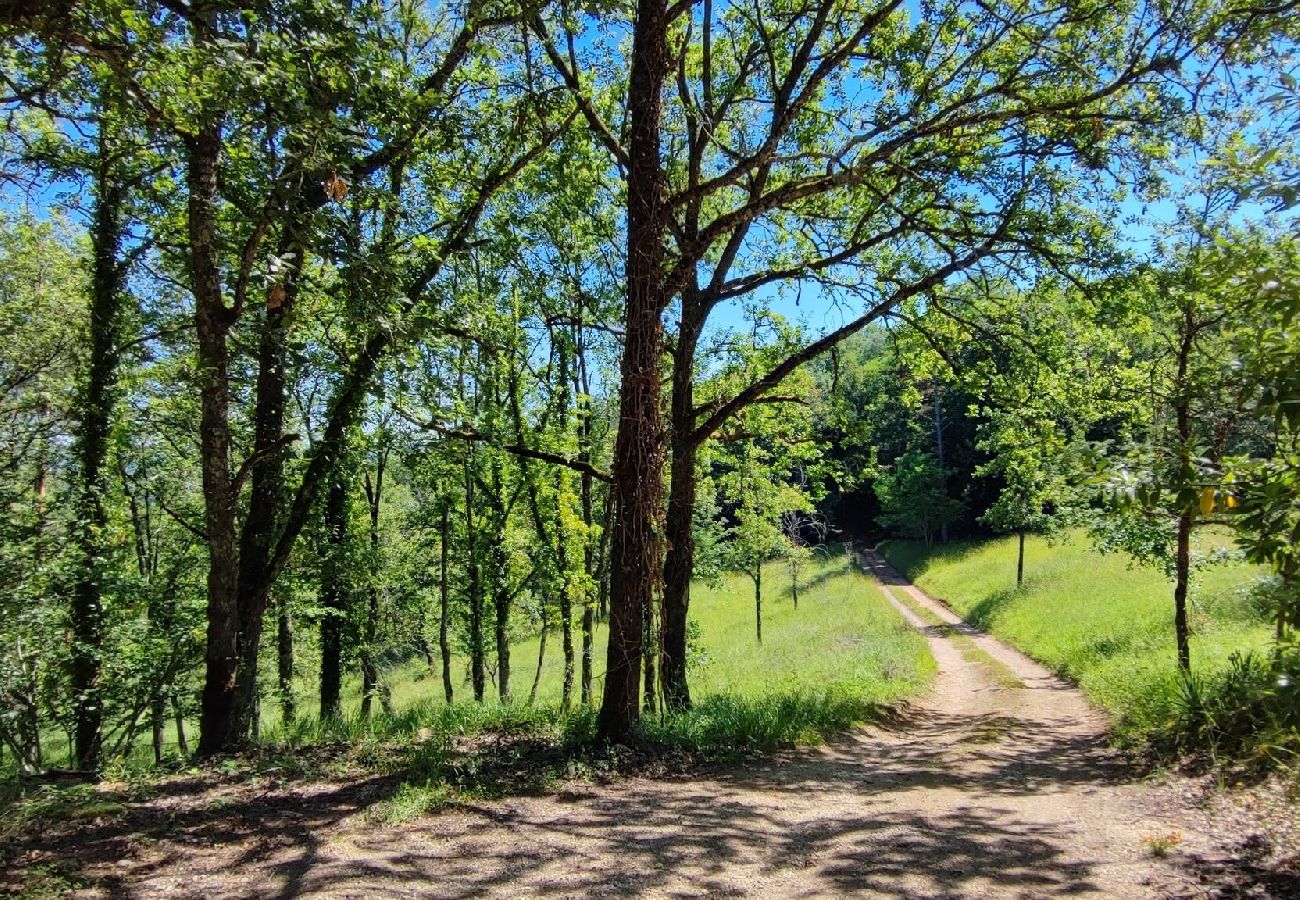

[790,553,800,608]
[1173,305,1194,674]
[319,475,351,720]
[151,695,164,765]
[276,592,295,724]
[71,116,125,772]
[361,453,387,720]
[933,384,948,545]
[172,692,188,757]
[529,622,549,705]
[596,486,615,622]
[440,502,454,704]
[229,216,304,742]
[597,0,672,743]
[558,511,575,710]
[576,333,597,706]
[661,306,704,712]
[754,563,763,644]
[465,452,485,702]
[488,460,512,703]
[1174,510,1192,672]
[1016,532,1025,588]
[556,348,576,710]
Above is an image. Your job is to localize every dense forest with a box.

[0,0,1297,797]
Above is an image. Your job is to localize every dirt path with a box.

[24,553,1250,898]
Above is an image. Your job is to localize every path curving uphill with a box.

[66,551,1237,898]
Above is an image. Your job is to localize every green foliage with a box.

[1162,647,1300,768]
[874,449,963,545]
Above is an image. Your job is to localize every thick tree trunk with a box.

[440,502,454,704]
[319,475,351,720]
[191,119,243,757]
[71,118,125,772]
[596,0,672,742]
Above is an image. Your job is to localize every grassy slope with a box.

[91,546,930,768]
[310,545,930,716]
[880,531,1274,744]
[250,545,933,758]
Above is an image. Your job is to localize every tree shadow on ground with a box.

[2,699,1151,898]
[965,587,1019,628]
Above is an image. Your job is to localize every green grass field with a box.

[880,530,1276,747]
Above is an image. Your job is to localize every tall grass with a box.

[881,530,1288,761]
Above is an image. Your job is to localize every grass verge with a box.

[880,531,1297,768]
